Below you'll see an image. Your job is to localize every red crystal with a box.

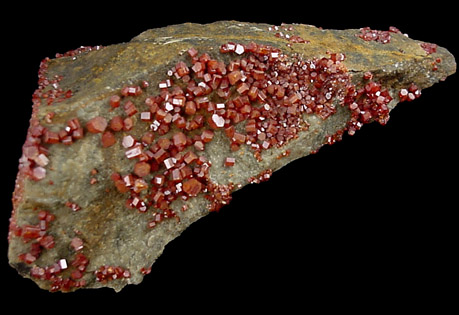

[122,135,136,148]
[123,174,135,187]
[109,116,124,132]
[72,252,89,269]
[188,47,198,58]
[201,130,214,143]
[152,148,168,163]
[37,210,48,221]
[124,100,138,117]
[245,119,257,133]
[133,179,148,193]
[237,82,250,95]
[67,118,81,130]
[172,132,187,148]
[232,132,246,144]
[389,26,401,33]
[171,169,183,182]
[228,70,243,85]
[164,157,176,169]
[153,175,165,186]
[65,201,81,212]
[70,237,84,251]
[123,117,134,131]
[22,225,41,241]
[122,85,142,97]
[34,153,49,167]
[134,161,151,177]
[211,114,225,128]
[194,140,204,151]
[71,269,83,280]
[82,39,410,235]
[185,101,197,115]
[32,166,47,180]
[39,235,55,249]
[95,265,131,282]
[157,138,171,150]
[224,157,236,167]
[175,61,190,77]
[142,132,155,145]
[173,115,186,129]
[363,71,373,80]
[235,44,245,55]
[58,259,68,270]
[20,252,37,264]
[115,179,129,193]
[101,131,116,148]
[110,95,121,108]
[183,151,198,164]
[125,145,143,159]
[43,130,60,144]
[399,84,421,102]
[141,80,150,88]
[182,178,202,197]
[86,116,107,133]
[141,112,152,121]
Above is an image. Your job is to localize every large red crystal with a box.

[134,162,151,177]
[86,117,107,133]
[101,131,116,147]
[182,178,202,197]
[172,132,187,148]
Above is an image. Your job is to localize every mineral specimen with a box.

[7,21,455,292]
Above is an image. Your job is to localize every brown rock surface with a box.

[7,21,455,292]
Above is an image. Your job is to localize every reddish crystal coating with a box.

[101,47,322,221]
[13,36,434,292]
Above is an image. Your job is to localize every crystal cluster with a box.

[78,42,363,228]
[84,40,405,227]
[8,21,455,292]
[356,26,402,44]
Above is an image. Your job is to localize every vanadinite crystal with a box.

[8,21,455,292]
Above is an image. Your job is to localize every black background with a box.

[2,2,457,311]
